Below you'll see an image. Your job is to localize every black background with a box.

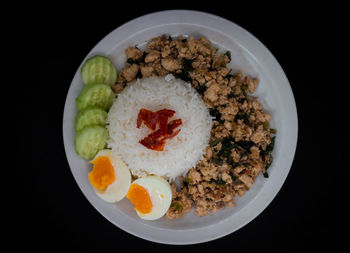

[20,4,345,252]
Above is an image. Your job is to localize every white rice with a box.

[107,75,212,181]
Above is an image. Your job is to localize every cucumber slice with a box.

[76,83,114,111]
[81,55,117,86]
[74,125,108,160]
[75,107,108,132]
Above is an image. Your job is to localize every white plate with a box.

[63,10,298,244]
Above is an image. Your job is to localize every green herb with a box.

[215,179,226,185]
[225,51,232,61]
[225,73,236,80]
[262,121,270,129]
[226,154,234,165]
[241,84,248,97]
[212,157,223,165]
[127,51,146,64]
[141,51,147,63]
[171,202,183,211]
[210,139,221,147]
[196,84,207,95]
[263,161,272,178]
[266,136,276,153]
[185,176,193,184]
[173,58,194,82]
[174,71,191,82]
[183,58,194,72]
[229,171,238,181]
[236,140,255,152]
[270,128,277,134]
[209,178,226,185]
[136,68,143,79]
[217,138,238,159]
[227,92,236,99]
[208,59,215,71]
[222,137,238,150]
[235,112,250,124]
[219,149,230,158]
[209,108,224,124]
[260,137,276,158]
[239,169,246,175]
[127,58,135,64]
[265,161,272,170]
[238,97,246,104]
[240,150,249,158]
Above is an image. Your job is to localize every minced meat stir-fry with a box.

[112,34,276,219]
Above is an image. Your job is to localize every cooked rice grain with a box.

[107,75,212,181]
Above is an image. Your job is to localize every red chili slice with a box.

[137,108,175,131]
[167,119,182,133]
[243,76,248,83]
[166,119,182,140]
[158,117,168,135]
[156,109,175,118]
[137,109,158,130]
[139,128,168,151]
[167,129,181,139]
[139,136,166,151]
[137,108,182,151]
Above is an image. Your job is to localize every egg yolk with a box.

[88,156,116,191]
[126,184,152,214]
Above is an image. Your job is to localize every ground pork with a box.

[112,34,275,219]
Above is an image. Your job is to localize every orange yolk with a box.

[126,184,152,214]
[88,156,116,191]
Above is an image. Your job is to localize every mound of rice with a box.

[106,75,212,181]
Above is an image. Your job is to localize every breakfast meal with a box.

[73,34,276,220]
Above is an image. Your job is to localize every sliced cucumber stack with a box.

[76,83,114,111]
[75,107,108,132]
[74,125,108,160]
[74,55,117,160]
[81,55,117,86]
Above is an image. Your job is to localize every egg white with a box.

[90,149,131,203]
[131,176,172,220]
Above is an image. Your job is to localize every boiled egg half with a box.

[88,149,131,203]
[126,176,172,220]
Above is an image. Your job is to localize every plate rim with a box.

[63,9,298,245]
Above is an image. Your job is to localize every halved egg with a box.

[88,149,131,203]
[126,176,172,220]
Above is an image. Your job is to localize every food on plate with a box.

[74,125,108,160]
[107,75,212,181]
[73,34,276,220]
[126,176,172,220]
[75,83,114,111]
[75,107,108,131]
[81,55,117,86]
[88,149,131,202]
